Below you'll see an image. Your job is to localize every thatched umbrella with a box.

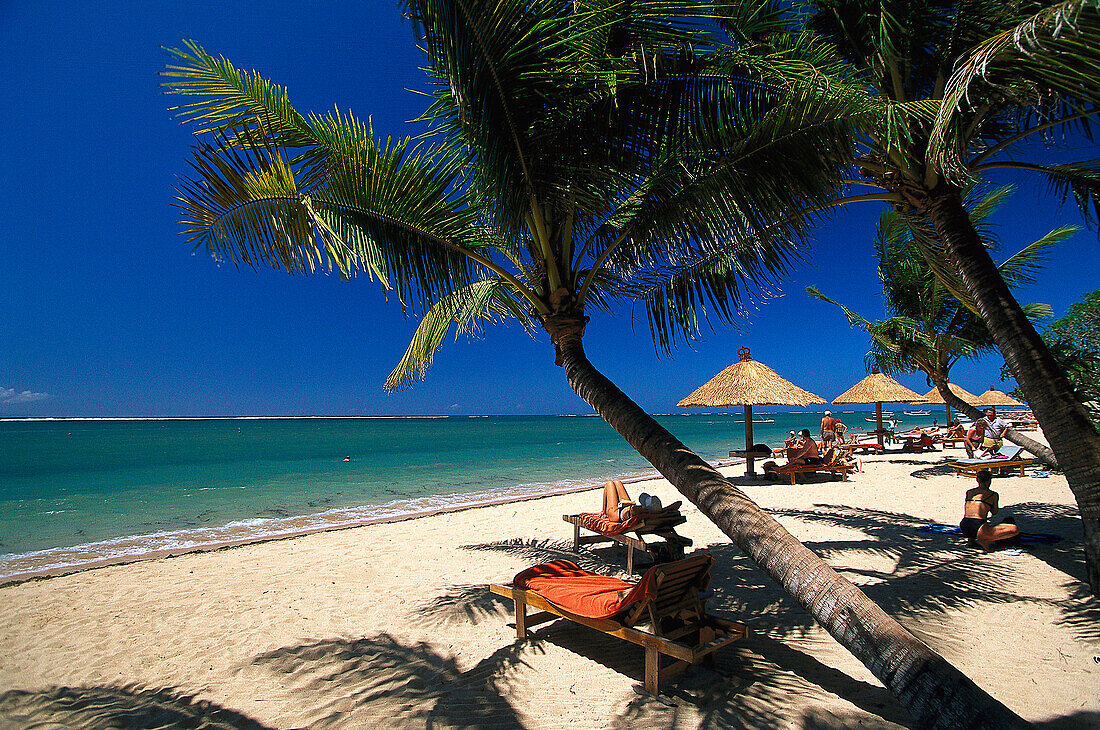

[974,387,1024,408]
[678,347,825,475]
[833,368,923,446]
[912,383,981,423]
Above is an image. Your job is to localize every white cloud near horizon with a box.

[0,387,49,404]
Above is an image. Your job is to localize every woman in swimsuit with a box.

[601,480,661,522]
[961,469,1021,550]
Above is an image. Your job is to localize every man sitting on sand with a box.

[960,469,1021,551]
[601,480,662,523]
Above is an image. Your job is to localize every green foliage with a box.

[810,188,1061,382]
[163,1,864,387]
[1004,290,1100,402]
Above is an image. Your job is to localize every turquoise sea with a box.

[0,410,940,581]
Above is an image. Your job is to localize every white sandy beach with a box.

[1,446,1097,728]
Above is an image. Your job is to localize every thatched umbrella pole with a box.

[745,404,755,474]
[679,347,825,477]
[833,368,923,448]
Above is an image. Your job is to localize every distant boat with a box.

[866,416,902,423]
[903,410,930,416]
[735,418,775,423]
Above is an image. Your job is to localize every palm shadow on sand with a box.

[248,633,529,729]
[0,684,272,729]
[422,496,1095,727]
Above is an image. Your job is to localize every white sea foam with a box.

[0,471,658,584]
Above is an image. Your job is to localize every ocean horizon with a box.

[0,410,944,583]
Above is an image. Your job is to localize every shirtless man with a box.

[820,411,836,449]
[960,469,1021,550]
[786,429,821,465]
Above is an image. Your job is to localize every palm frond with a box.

[174,129,360,278]
[385,279,536,390]
[996,224,1079,287]
[1039,161,1100,227]
[162,40,315,146]
[930,0,1100,176]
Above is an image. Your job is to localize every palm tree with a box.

[808,187,1065,464]
[161,2,1025,725]
[710,0,1100,593]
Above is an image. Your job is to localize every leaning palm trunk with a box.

[549,317,1026,728]
[927,187,1100,593]
[930,380,1059,467]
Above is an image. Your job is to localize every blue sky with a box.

[1,2,1097,417]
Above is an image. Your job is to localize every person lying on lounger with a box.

[601,480,663,523]
[960,469,1020,551]
[786,429,822,465]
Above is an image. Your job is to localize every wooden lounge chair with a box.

[939,436,970,448]
[489,554,746,694]
[949,445,1034,477]
[897,431,940,453]
[840,440,884,454]
[764,449,855,485]
[564,505,692,573]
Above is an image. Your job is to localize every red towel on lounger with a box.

[513,559,660,619]
[572,512,642,535]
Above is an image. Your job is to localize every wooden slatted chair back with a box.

[622,554,713,630]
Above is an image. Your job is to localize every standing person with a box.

[960,469,1021,551]
[835,420,848,445]
[820,410,836,449]
[965,418,987,458]
[980,407,1011,457]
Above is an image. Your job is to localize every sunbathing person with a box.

[945,419,966,439]
[960,469,1021,551]
[601,479,662,523]
[901,427,939,452]
[786,429,822,465]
